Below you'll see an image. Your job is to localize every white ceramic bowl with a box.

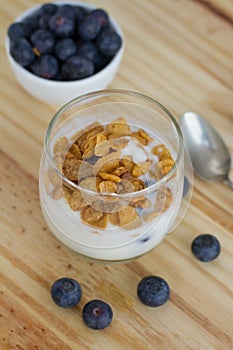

[5,2,125,106]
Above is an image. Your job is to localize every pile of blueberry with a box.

[8,3,122,81]
[50,275,171,330]
[50,234,221,330]
[51,277,113,330]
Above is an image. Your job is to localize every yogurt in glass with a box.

[39,90,185,263]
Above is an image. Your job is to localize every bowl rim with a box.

[5,1,125,86]
[45,88,184,198]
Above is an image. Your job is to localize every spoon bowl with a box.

[180,111,233,189]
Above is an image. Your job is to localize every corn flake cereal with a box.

[96,132,107,144]
[62,151,74,160]
[95,133,111,157]
[121,172,145,191]
[50,117,175,231]
[130,197,152,208]
[69,143,82,159]
[77,161,94,181]
[132,132,147,146]
[94,214,109,229]
[109,212,120,226]
[53,137,69,155]
[111,166,127,177]
[81,206,104,222]
[118,206,141,230]
[68,190,88,211]
[152,144,172,160]
[158,159,175,175]
[92,199,120,213]
[82,134,97,159]
[121,155,135,172]
[117,179,134,194]
[106,117,131,138]
[62,184,72,202]
[52,186,63,200]
[98,172,121,183]
[109,137,129,150]
[80,176,101,192]
[62,159,82,181]
[132,160,151,177]
[81,206,108,229]
[138,128,154,143]
[99,181,117,193]
[76,123,104,152]
[94,151,121,174]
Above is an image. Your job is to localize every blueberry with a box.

[30,28,55,54]
[38,13,54,29]
[37,4,58,29]
[51,277,82,308]
[39,3,58,16]
[78,15,101,41]
[91,9,109,28]
[137,276,170,307]
[8,22,31,40]
[94,54,111,73]
[182,175,189,197]
[141,236,150,243]
[8,4,120,82]
[96,28,122,56]
[23,13,40,32]
[55,38,77,61]
[61,55,94,80]
[10,38,35,67]
[82,300,113,330]
[78,41,98,61]
[191,234,221,262]
[74,5,88,21]
[49,13,75,38]
[54,71,62,81]
[30,54,59,79]
[57,4,76,19]
[78,41,110,72]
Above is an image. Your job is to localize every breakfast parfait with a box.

[39,91,184,262]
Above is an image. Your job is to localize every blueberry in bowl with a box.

[5,2,124,105]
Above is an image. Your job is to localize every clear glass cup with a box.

[39,89,192,263]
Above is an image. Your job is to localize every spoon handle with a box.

[222,178,233,190]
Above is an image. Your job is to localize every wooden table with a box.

[0,1,233,349]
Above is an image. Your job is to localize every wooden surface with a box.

[0,0,233,349]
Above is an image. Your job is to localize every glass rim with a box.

[45,89,183,198]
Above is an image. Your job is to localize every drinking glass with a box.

[39,89,192,263]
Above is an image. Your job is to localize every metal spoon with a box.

[180,111,233,190]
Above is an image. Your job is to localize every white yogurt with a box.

[39,180,182,261]
[39,124,184,262]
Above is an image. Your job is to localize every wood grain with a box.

[0,1,233,349]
